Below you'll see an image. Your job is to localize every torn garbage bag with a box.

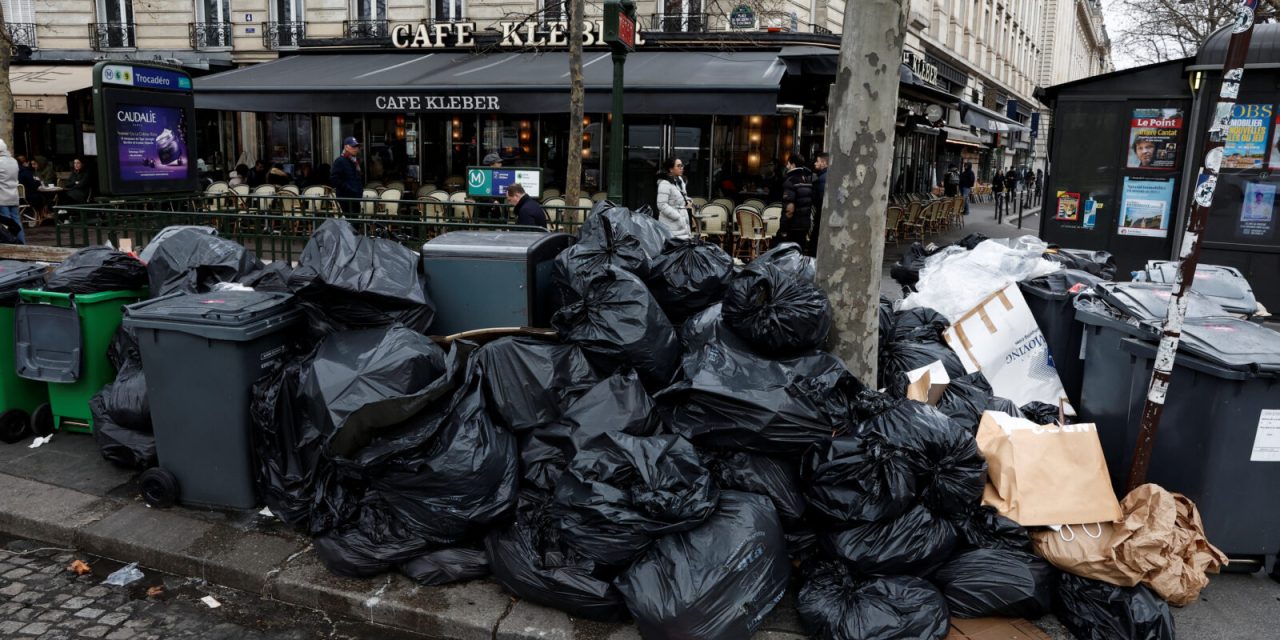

[700,449,806,524]
[398,547,489,586]
[44,246,148,294]
[552,432,718,570]
[615,491,790,640]
[643,236,733,323]
[287,219,435,334]
[797,561,949,640]
[238,261,293,293]
[722,261,832,356]
[301,326,449,457]
[822,503,958,577]
[932,548,1056,618]
[1054,574,1175,640]
[144,228,263,297]
[485,490,628,622]
[552,266,679,389]
[802,435,916,525]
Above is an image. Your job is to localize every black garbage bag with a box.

[552,234,651,300]
[797,561,950,640]
[878,340,965,396]
[659,337,862,455]
[700,449,806,524]
[144,228,262,297]
[956,233,990,250]
[1044,247,1118,280]
[890,307,950,343]
[552,266,679,389]
[859,401,986,517]
[722,261,832,357]
[239,261,293,293]
[615,491,790,640]
[1021,401,1066,425]
[986,395,1022,416]
[1023,268,1105,295]
[578,201,672,260]
[1054,573,1175,640]
[953,505,1032,552]
[678,302,753,354]
[313,504,426,577]
[90,394,156,470]
[473,337,614,433]
[287,219,435,335]
[398,547,490,586]
[44,246,148,294]
[301,326,449,457]
[823,503,958,577]
[878,295,895,353]
[802,435,916,526]
[852,388,898,421]
[519,423,575,492]
[751,242,816,282]
[486,490,629,622]
[552,432,719,570]
[644,236,733,323]
[937,372,995,433]
[890,242,935,288]
[933,548,1056,618]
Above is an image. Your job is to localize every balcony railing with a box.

[189,22,233,50]
[648,13,709,33]
[263,21,307,49]
[343,19,389,40]
[88,22,135,50]
[5,23,37,49]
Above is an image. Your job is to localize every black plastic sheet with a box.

[144,228,263,297]
[802,435,916,526]
[722,261,832,357]
[858,401,986,518]
[1043,248,1118,280]
[239,261,293,293]
[823,503,958,577]
[287,219,435,335]
[1054,573,1175,640]
[552,266,679,389]
[398,547,490,586]
[644,236,733,323]
[986,395,1022,416]
[890,242,937,288]
[1021,401,1066,425]
[701,449,806,524]
[615,491,790,640]
[797,561,950,640]
[956,233,990,250]
[44,246,148,294]
[552,432,718,570]
[890,307,951,343]
[933,548,1056,618]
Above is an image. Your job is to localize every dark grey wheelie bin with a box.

[1140,261,1258,316]
[1118,317,1280,569]
[123,291,301,510]
[1018,269,1104,408]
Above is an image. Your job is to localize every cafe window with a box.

[482,116,535,167]
[435,0,463,22]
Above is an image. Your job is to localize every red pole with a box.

[1126,0,1264,492]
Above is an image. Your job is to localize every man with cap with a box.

[330,136,364,214]
[484,152,503,168]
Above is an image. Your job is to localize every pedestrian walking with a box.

[778,153,814,247]
[959,162,975,216]
[330,137,364,215]
[0,141,26,243]
[656,156,693,239]
[1004,167,1018,194]
[506,184,547,228]
[808,153,829,256]
[942,163,960,197]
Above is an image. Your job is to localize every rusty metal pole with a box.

[1126,0,1264,492]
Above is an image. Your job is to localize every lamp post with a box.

[603,0,636,202]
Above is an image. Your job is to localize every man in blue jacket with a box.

[505,184,546,228]
[329,136,363,214]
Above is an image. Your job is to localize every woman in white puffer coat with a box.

[655,156,693,239]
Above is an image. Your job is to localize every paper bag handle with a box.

[1057,523,1105,542]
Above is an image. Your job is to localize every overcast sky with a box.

[1101,0,1140,69]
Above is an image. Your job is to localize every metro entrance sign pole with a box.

[603,0,636,202]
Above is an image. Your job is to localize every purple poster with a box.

[113,103,189,182]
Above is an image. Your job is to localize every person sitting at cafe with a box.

[34,156,57,186]
[267,164,291,187]
[506,184,546,228]
[65,158,91,205]
[17,157,44,215]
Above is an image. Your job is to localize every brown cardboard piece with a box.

[945,617,1054,640]
[905,360,951,405]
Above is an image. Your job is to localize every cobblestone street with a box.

[0,538,423,640]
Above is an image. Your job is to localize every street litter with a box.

[103,562,144,586]
[200,595,222,609]
[28,434,51,448]
[68,559,91,575]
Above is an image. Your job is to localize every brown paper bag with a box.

[976,411,1123,526]
[1031,523,1144,588]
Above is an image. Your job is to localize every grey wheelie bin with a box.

[123,291,301,510]
[1139,261,1258,316]
[1118,317,1280,569]
[1017,269,1104,408]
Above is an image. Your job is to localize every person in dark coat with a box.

[329,137,364,214]
[808,153,829,256]
[777,152,814,247]
[942,163,960,197]
[248,160,268,187]
[959,162,976,216]
[65,158,92,205]
[505,184,546,228]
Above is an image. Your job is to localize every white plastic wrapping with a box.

[899,235,1062,319]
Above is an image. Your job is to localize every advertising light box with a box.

[93,62,198,196]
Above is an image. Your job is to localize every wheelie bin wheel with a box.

[140,468,179,509]
[0,409,29,444]
[29,403,54,437]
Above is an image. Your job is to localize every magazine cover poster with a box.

[1118,177,1175,238]
[1126,108,1183,170]
[1239,182,1276,240]
[1223,103,1273,169]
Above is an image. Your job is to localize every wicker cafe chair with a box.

[448,190,473,220]
[542,197,567,230]
[950,195,965,228]
[379,188,403,217]
[886,205,904,243]
[734,207,767,261]
[695,202,728,242]
[742,198,766,212]
[900,200,925,242]
[760,204,784,238]
[361,188,379,216]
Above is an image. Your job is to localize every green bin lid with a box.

[125,291,296,327]
[1178,317,1280,375]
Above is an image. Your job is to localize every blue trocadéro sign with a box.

[101,64,193,92]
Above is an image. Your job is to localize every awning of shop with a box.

[194,51,788,115]
[10,65,93,115]
[778,45,839,75]
[943,126,987,148]
[898,64,960,107]
[960,100,1030,133]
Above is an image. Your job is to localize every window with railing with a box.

[4,22,37,49]
[345,0,387,39]
[92,0,135,49]
[653,0,705,32]
[267,0,305,48]
[1,0,36,48]
[435,0,464,23]
[191,0,232,49]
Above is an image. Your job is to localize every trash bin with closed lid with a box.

[0,261,48,443]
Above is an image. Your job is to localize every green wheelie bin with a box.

[14,287,148,434]
[0,261,50,443]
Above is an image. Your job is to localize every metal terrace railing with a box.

[54,194,589,263]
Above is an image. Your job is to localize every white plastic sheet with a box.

[900,235,1061,319]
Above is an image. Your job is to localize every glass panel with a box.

[670,118,710,199]
[481,115,535,167]
[435,0,462,20]
[623,119,663,207]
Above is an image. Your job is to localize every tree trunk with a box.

[814,0,907,385]
[565,0,586,207]
[0,6,14,148]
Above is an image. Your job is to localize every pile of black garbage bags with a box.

[80,208,1172,639]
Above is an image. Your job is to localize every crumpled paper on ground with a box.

[1032,483,1226,606]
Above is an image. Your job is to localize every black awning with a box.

[898,64,961,107]
[960,100,1030,133]
[194,50,788,115]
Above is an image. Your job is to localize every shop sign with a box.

[373,95,501,111]
[902,51,939,87]
[729,5,756,29]
[391,20,645,49]
[14,95,67,114]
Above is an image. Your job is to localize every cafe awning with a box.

[960,100,1030,133]
[194,50,788,115]
[11,65,94,115]
[943,126,988,148]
